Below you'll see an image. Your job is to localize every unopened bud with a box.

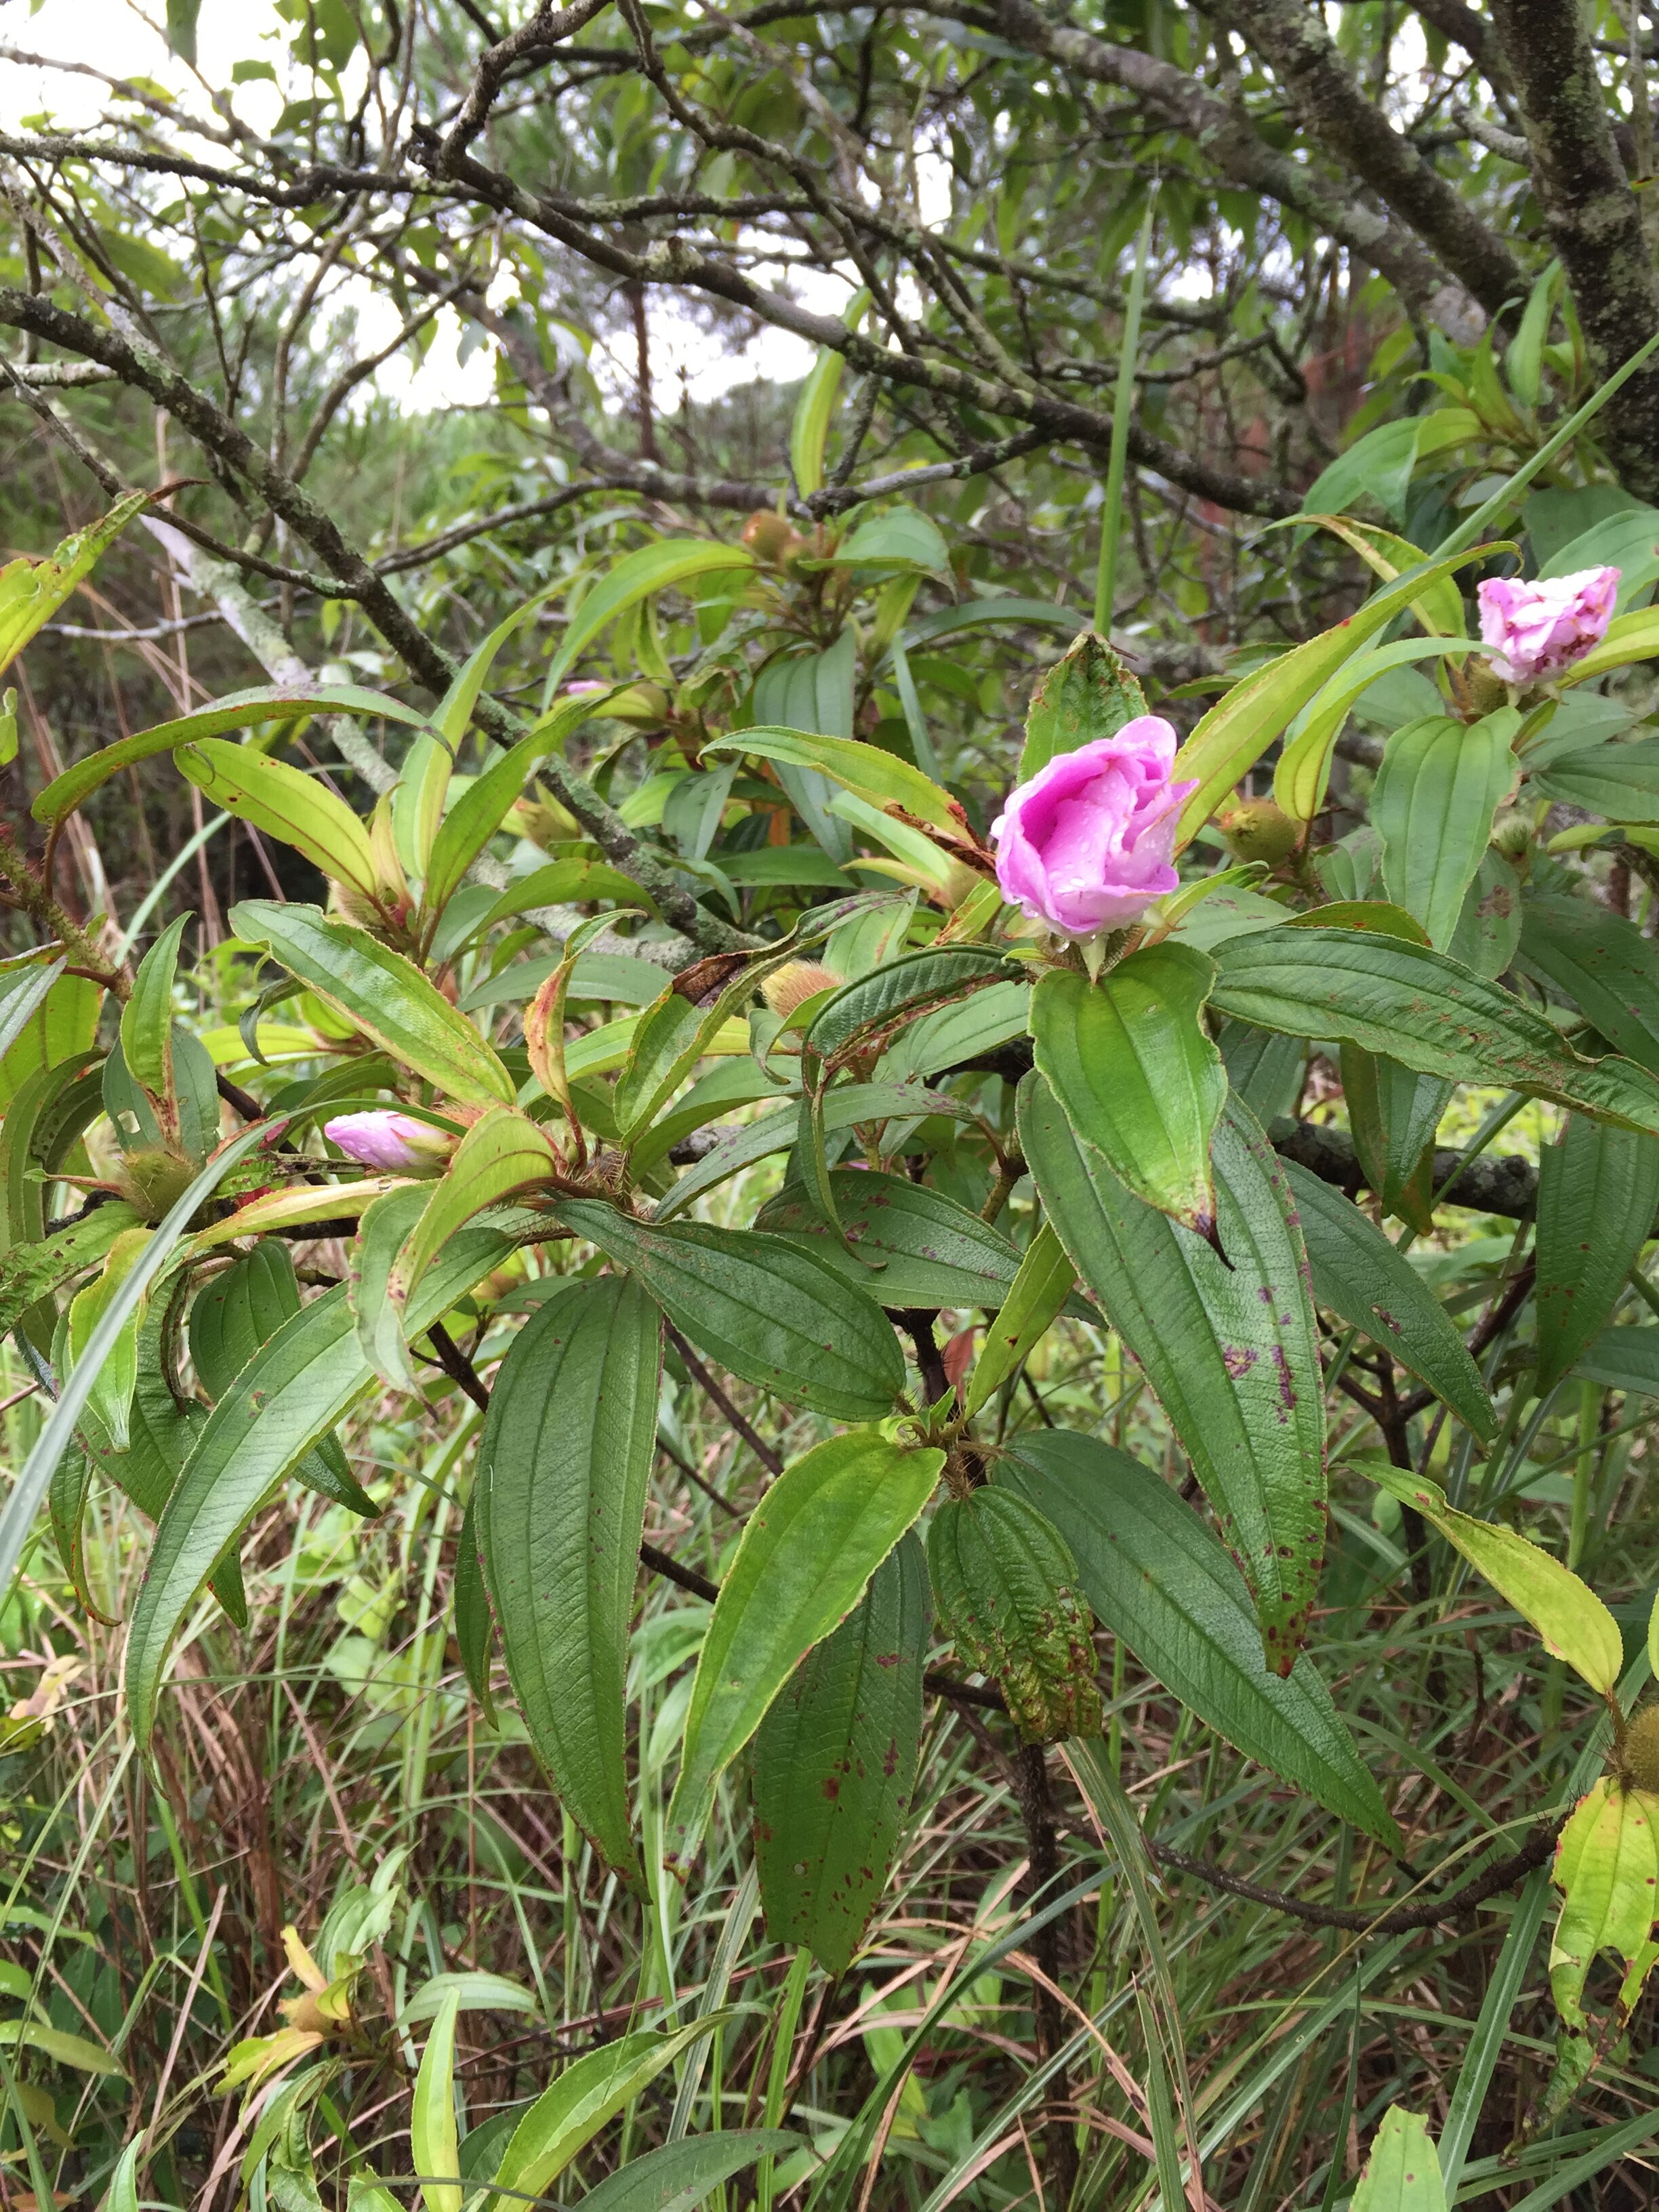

[324,1111,455,1174]
[116,1145,197,1221]
[1491,811,1534,881]
[509,788,581,850]
[741,510,806,567]
[761,960,841,1020]
[1217,798,1300,867]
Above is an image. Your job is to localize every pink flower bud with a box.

[323,1110,455,1173]
[1476,566,1620,685]
[990,718,1196,938]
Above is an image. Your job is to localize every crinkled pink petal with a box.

[990,717,1195,937]
[1478,566,1620,684]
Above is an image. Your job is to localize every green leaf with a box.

[1549,1778,1659,2039]
[0,2019,125,2076]
[401,1973,537,2024]
[106,2140,142,2212]
[476,859,655,935]
[1018,629,1149,781]
[615,941,808,1143]
[1338,1047,1451,1227]
[556,1202,904,1422]
[1519,893,1659,1073]
[1536,1115,1659,1395]
[0,1200,141,1343]
[753,1533,929,1971]
[754,1169,1022,1310]
[79,1307,245,1622]
[1300,419,1425,526]
[489,2021,730,2209]
[1351,2107,1446,2212]
[805,947,1017,1067]
[570,2133,798,2212]
[191,1240,370,1511]
[1281,1161,1496,1439]
[655,1080,961,1221]
[412,1987,463,2212]
[453,1483,496,1729]
[1020,1078,1326,1672]
[1031,945,1225,1235]
[962,1223,1073,1418]
[1447,848,1522,980]
[706,726,964,839]
[1172,548,1491,844]
[1000,1431,1399,1847]
[350,1183,431,1396]
[120,915,188,1102]
[230,903,515,1105]
[124,1216,519,1751]
[178,740,380,902]
[65,1228,152,1451]
[422,688,605,918]
[33,686,427,825]
[665,1428,944,1867]
[1274,637,1477,823]
[163,0,201,63]
[790,299,865,496]
[0,491,148,680]
[1361,1460,1622,1692]
[1211,926,1659,1134]
[0,961,70,1092]
[547,541,755,691]
[477,1276,661,1877]
[928,1486,1101,1742]
[1534,736,1659,820]
[382,1107,558,1361]
[823,504,951,575]
[0,1115,284,1610]
[1575,1326,1659,1395]
[1372,713,1517,949]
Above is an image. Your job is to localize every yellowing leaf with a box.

[0,491,149,679]
[179,739,380,902]
[1550,1778,1659,2032]
[1362,1460,1621,1692]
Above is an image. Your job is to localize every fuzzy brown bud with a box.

[741,510,806,567]
[761,960,841,1020]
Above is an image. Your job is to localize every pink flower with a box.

[1477,567,1620,685]
[990,719,1196,937]
[323,1110,455,1173]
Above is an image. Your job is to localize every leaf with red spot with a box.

[752,1532,929,1973]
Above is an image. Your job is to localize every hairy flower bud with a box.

[323,1110,455,1174]
[1218,798,1300,867]
[741,510,806,566]
[760,960,841,1020]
